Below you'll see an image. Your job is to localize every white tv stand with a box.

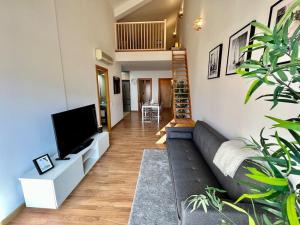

[19,132,109,209]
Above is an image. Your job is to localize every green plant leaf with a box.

[241,43,264,52]
[246,166,268,176]
[236,180,267,192]
[275,132,292,174]
[245,79,264,104]
[277,0,300,29]
[223,201,256,225]
[255,199,282,210]
[240,69,268,78]
[276,70,288,82]
[266,98,299,104]
[291,41,299,62]
[262,214,273,225]
[289,130,300,144]
[271,86,285,109]
[266,116,300,131]
[251,156,296,167]
[278,137,300,164]
[287,193,300,225]
[282,15,290,45]
[251,21,272,35]
[246,174,288,187]
[252,35,274,42]
[291,24,300,43]
[239,64,263,69]
[289,168,300,175]
[263,47,270,65]
[234,189,277,204]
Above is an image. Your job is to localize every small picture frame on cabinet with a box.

[33,154,55,175]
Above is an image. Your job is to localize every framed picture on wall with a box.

[113,76,120,94]
[208,44,223,79]
[268,0,300,63]
[268,0,300,27]
[226,22,255,75]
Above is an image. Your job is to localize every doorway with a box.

[122,80,131,113]
[138,78,152,111]
[159,78,173,110]
[95,65,111,131]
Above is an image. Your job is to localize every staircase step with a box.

[176,107,191,109]
[172,51,186,55]
[156,134,167,145]
[174,119,195,126]
[172,62,187,64]
[172,50,192,122]
[173,74,188,76]
[176,112,192,115]
[173,79,188,81]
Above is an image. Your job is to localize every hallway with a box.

[11,111,173,225]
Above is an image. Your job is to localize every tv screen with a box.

[52,104,98,159]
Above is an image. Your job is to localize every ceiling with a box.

[118,0,181,22]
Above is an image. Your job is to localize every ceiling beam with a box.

[114,0,152,20]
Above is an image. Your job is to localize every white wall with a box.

[0,0,66,220]
[130,71,172,111]
[0,0,122,221]
[181,0,297,139]
[54,0,123,127]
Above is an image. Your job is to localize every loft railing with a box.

[115,20,167,51]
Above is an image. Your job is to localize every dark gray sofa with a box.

[167,121,261,225]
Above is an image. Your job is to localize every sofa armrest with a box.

[166,127,194,140]
[181,200,264,225]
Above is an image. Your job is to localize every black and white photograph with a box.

[208,44,223,79]
[226,22,255,75]
[268,0,300,28]
[33,154,54,175]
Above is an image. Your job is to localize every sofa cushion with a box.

[193,121,228,161]
[168,131,193,139]
[192,121,259,201]
[167,138,225,219]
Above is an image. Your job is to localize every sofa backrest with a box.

[193,121,255,201]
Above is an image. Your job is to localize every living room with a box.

[1,0,299,225]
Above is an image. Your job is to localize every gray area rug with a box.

[128,150,177,225]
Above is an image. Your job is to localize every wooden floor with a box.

[10,111,173,225]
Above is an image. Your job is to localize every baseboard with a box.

[0,203,25,225]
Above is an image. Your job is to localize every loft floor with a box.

[11,110,172,225]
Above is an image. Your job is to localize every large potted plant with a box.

[188,1,300,224]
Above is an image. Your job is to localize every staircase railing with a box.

[115,20,167,51]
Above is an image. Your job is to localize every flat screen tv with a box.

[52,104,98,160]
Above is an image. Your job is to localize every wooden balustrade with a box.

[115,20,167,51]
